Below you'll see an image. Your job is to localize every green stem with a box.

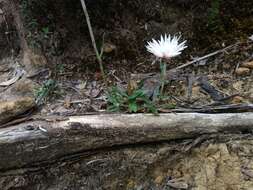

[80,0,107,88]
[160,60,167,95]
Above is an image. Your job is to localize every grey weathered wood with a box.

[0,113,253,171]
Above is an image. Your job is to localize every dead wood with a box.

[171,42,239,70]
[0,112,253,171]
[173,104,253,113]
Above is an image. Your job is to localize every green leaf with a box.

[128,89,145,100]
[145,103,158,115]
[106,84,159,115]
[42,27,49,34]
[129,101,138,113]
[107,105,120,112]
[142,97,158,115]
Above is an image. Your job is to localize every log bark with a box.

[0,113,253,171]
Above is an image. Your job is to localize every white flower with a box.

[146,34,187,59]
[249,34,253,41]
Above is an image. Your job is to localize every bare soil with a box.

[14,0,253,115]
[1,135,253,190]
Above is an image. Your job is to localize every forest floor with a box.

[1,0,253,119]
[0,0,253,189]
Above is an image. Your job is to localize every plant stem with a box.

[160,60,167,95]
[80,0,107,87]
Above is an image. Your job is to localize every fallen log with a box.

[0,112,253,171]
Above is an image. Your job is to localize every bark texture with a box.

[0,113,253,171]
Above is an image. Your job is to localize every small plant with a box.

[55,63,65,74]
[106,34,187,114]
[41,27,50,38]
[146,34,187,95]
[26,18,39,30]
[34,79,57,105]
[107,83,158,114]
[21,0,54,51]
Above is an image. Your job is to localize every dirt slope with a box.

[0,0,252,189]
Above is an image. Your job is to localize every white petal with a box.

[146,34,187,59]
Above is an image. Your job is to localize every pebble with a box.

[154,175,164,185]
[231,95,245,104]
[241,61,253,69]
[103,43,116,53]
[235,67,250,76]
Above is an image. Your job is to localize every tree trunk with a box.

[0,113,253,171]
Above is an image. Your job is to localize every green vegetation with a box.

[207,0,223,32]
[107,85,158,114]
[21,0,53,51]
[159,60,167,95]
[55,63,65,74]
[34,79,58,105]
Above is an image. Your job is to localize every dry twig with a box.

[80,0,107,87]
[171,43,239,71]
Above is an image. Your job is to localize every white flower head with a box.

[146,34,187,59]
[249,34,253,41]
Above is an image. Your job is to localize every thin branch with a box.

[172,43,239,71]
[80,0,107,87]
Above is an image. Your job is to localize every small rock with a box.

[103,43,116,53]
[223,63,231,70]
[232,81,244,91]
[126,179,136,189]
[64,96,71,109]
[192,86,201,95]
[73,163,81,170]
[154,175,164,185]
[231,95,245,104]
[0,97,35,124]
[242,61,253,69]
[13,176,27,188]
[23,49,47,77]
[235,67,250,76]
[10,78,38,97]
[0,78,37,101]
[167,178,188,189]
